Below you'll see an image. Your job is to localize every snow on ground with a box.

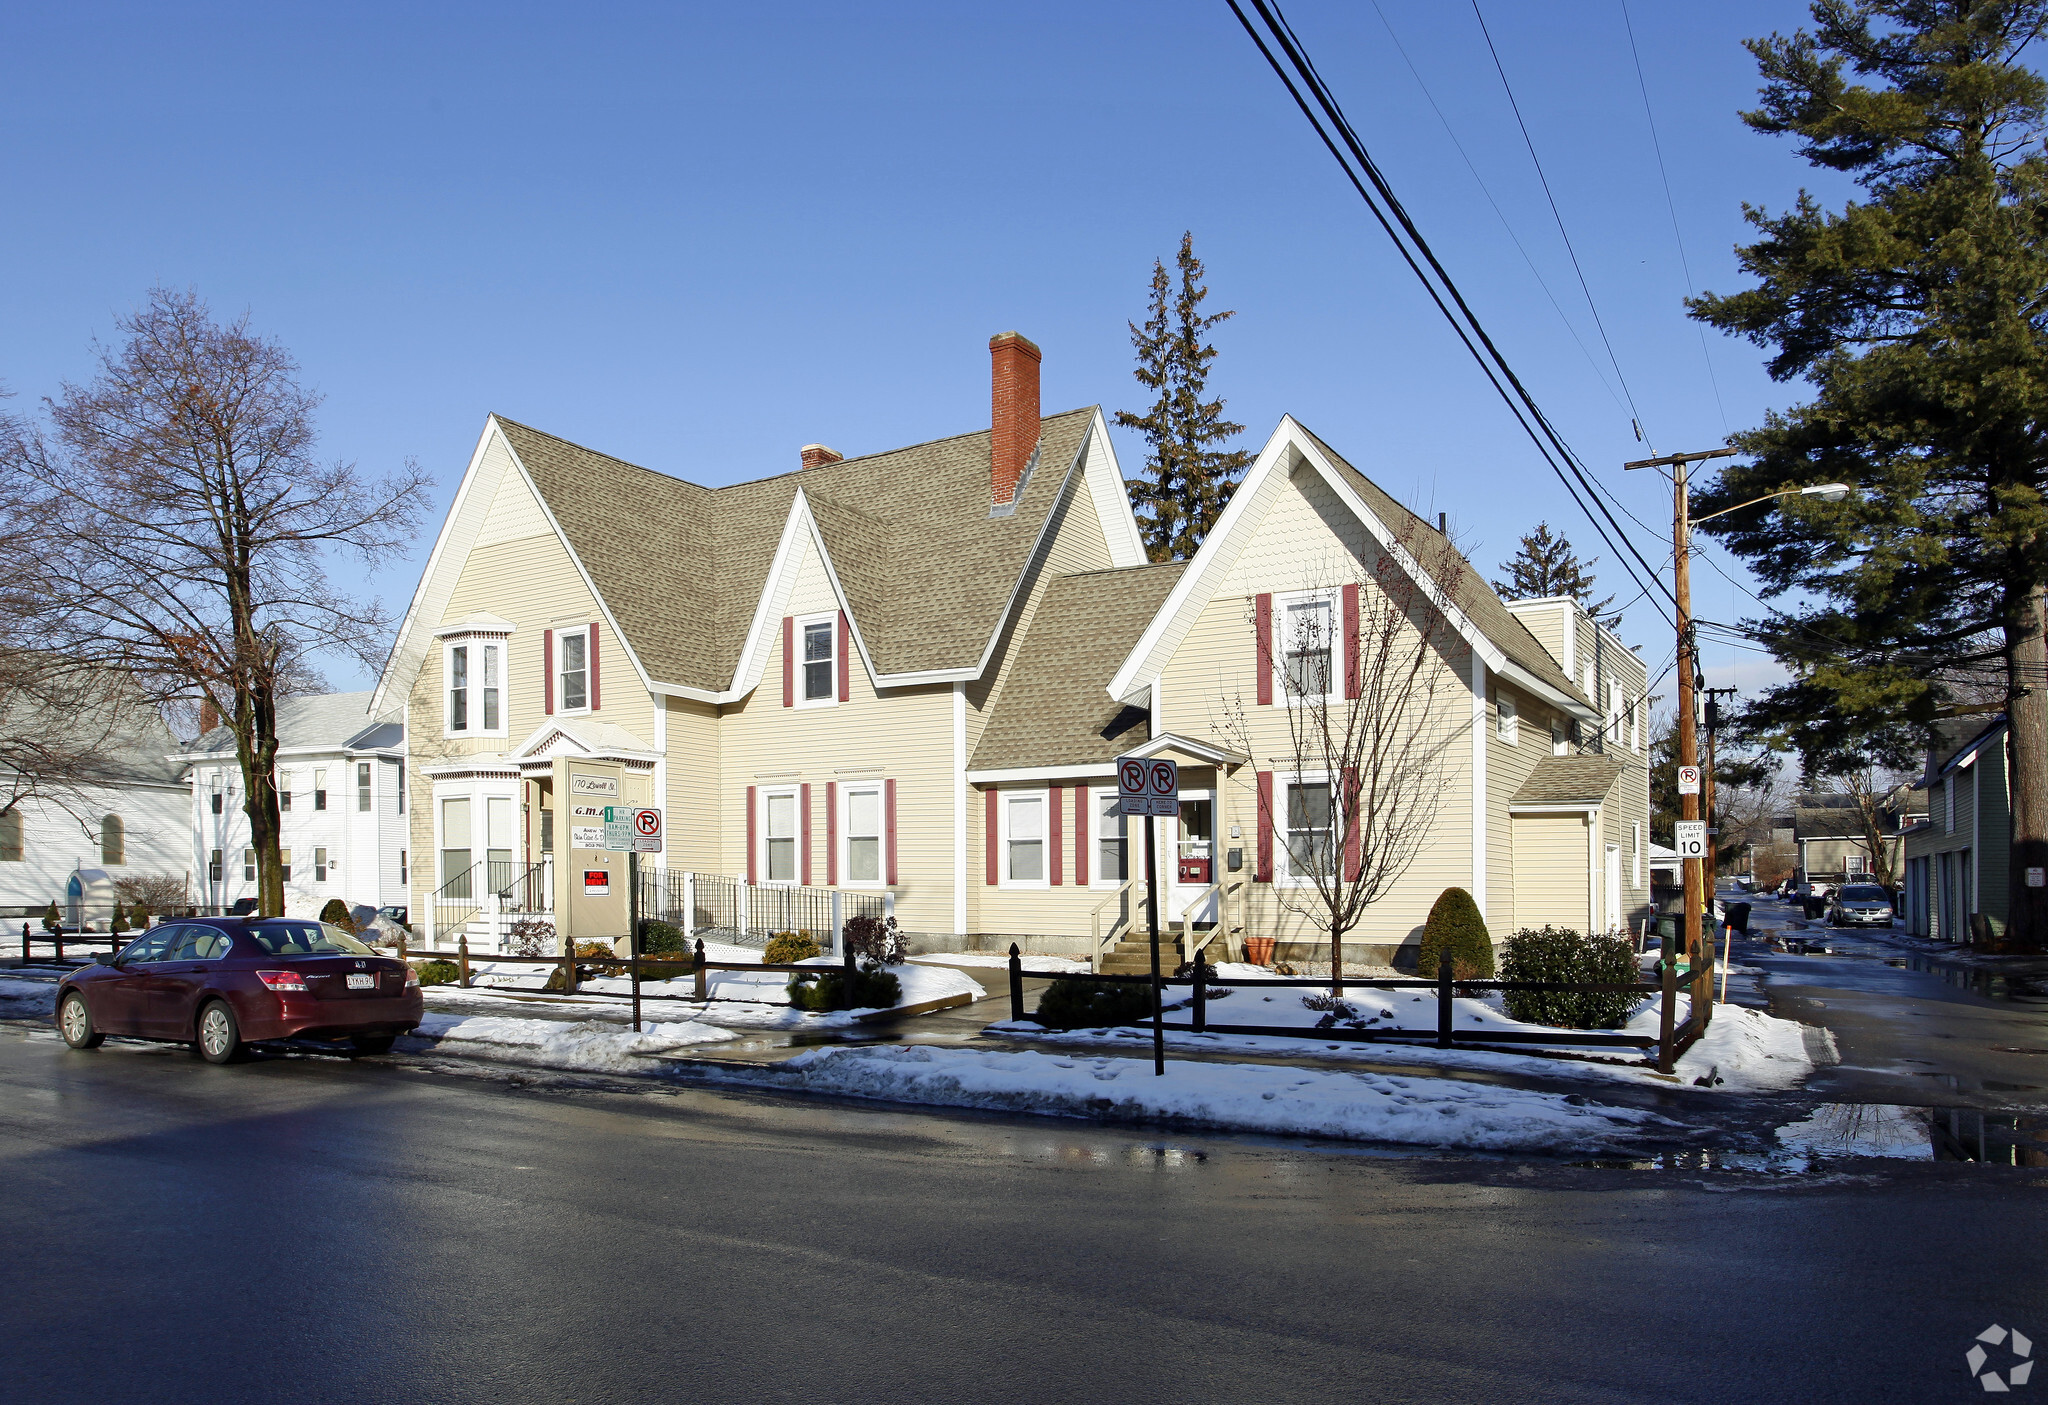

[0,978,57,1018]
[994,990,1821,1093]
[912,952,1091,974]
[1775,1103,1932,1160]
[407,1012,737,1072]
[442,957,981,1016]
[709,1045,1671,1151]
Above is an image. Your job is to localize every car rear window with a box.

[246,922,375,956]
[1840,885,1887,901]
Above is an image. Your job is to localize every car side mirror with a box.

[94,953,118,966]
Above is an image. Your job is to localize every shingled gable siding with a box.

[1155,463,1478,951]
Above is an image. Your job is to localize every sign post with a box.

[1119,756,1179,1076]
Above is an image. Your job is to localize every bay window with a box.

[449,644,469,731]
[357,762,372,812]
[444,637,506,736]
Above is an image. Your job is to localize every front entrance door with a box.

[1168,793,1217,924]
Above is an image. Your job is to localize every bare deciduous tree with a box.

[1218,544,1468,992]
[2,288,429,916]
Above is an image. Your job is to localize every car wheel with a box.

[350,1034,396,1056]
[58,992,104,1049]
[196,1000,244,1065]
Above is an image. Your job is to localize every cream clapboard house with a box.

[373,333,1650,963]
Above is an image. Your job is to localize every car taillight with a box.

[256,969,309,992]
[402,964,420,988]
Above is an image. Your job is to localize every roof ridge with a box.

[709,405,1100,493]
[492,415,712,493]
[1054,561,1186,581]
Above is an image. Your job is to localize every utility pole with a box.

[1625,447,1736,972]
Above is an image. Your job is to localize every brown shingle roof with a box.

[1295,424,1589,708]
[1511,753,1628,805]
[971,562,1188,772]
[496,408,1097,690]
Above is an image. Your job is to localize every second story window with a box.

[314,770,328,811]
[444,635,508,736]
[560,630,588,712]
[803,620,834,701]
[357,763,372,812]
[1280,595,1334,699]
[449,645,469,731]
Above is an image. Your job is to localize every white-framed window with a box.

[1633,822,1642,887]
[280,848,292,883]
[101,815,125,866]
[1606,681,1622,744]
[1275,591,1337,703]
[243,848,255,883]
[841,784,884,886]
[1001,790,1048,887]
[559,629,589,713]
[762,788,799,884]
[399,849,408,886]
[444,639,506,736]
[798,614,837,705]
[1091,787,1127,886]
[314,847,330,882]
[209,848,222,883]
[1551,721,1571,757]
[314,769,328,811]
[357,763,372,812]
[1277,773,1338,884]
[1496,693,1519,745]
[397,761,405,814]
[1846,854,1865,874]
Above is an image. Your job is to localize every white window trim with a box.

[838,782,886,889]
[1495,693,1520,746]
[998,788,1051,890]
[1089,785,1130,890]
[442,636,509,739]
[1273,771,1340,889]
[794,612,840,710]
[1272,589,1342,708]
[759,785,801,887]
[557,623,594,717]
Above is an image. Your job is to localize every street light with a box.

[1621,446,1856,998]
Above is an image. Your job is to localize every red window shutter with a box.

[782,616,794,707]
[543,629,554,715]
[800,783,813,886]
[1049,786,1064,885]
[1342,766,1361,881]
[884,779,898,886]
[1255,771,1274,882]
[826,782,838,886]
[1255,593,1273,706]
[745,786,757,885]
[1342,583,1361,700]
[1074,786,1089,887]
[588,624,600,710]
[837,611,851,702]
[985,789,998,886]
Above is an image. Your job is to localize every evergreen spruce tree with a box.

[1689,0,2048,950]
[1115,233,1253,561]
[1492,522,1615,620]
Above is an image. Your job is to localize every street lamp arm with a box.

[1692,483,1852,526]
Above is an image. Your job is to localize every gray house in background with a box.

[1903,716,2009,942]
[1792,789,1926,887]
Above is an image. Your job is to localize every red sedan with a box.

[56,917,422,1064]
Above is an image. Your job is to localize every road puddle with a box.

[1775,1102,2048,1165]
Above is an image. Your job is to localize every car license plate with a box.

[346,974,375,990]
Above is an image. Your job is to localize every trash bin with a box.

[1725,902,1751,934]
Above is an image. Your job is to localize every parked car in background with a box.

[1828,883,1897,927]
[55,917,420,1064]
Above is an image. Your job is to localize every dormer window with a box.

[803,619,834,701]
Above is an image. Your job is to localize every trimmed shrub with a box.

[415,959,462,986]
[110,903,130,936]
[1033,978,1154,1030]
[129,902,152,930]
[787,964,902,1012]
[765,930,820,964]
[1416,887,1495,980]
[43,903,61,933]
[319,898,357,933]
[842,913,907,965]
[639,919,688,956]
[1500,926,1640,1029]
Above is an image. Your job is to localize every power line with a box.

[1470,1,1652,446]
[1618,0,1731,435]
[1228,0,1679,623]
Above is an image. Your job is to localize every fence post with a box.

[21,923,28,962]
[397,934,407,964]
[1436,948,1453,1048]
[682,872,697,937]
[459,935,470,989]
[560,929,578,995]
[738,880,749,940]
[1193,954,1207,1033]
[1008,942,1024,1022]
[693,937,707,1002]
[831,890,844,958]
[54,926,63,964]
[1658,954,1678,1075]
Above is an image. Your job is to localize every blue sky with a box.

[2,1,1848,699]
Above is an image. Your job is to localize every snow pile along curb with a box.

[405,1012,736,1072]
[728,1045,1674,1151]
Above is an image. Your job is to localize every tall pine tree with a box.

[1116,233,1253,561]
[1492,522,1615,620]
[1689,0,2048,950]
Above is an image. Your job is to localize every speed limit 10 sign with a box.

[1118,756,1179,816]
[1673,820,1709,859]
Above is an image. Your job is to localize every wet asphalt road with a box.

[3,1025,2046,1404]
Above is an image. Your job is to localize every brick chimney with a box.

[989,331,1041,509]
[199,697,220,735]
[800,444,842,470]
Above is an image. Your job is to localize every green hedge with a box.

[415,959,462,986]
[319,898,357,932]
[1500,926,1639,1029]
[1416,887,1495,979]
[639,919,688,955]
[1033,978,1154,1031]
[787,965,901,1012]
